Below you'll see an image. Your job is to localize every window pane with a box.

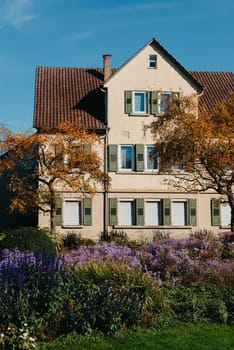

[160,92,171,112]
[149,55,157,68]
[147,146,159,169]
[119,201,134,225]
[64,200,80,226]
[121,146,133,169]
[134,92,145,112]
[146,201,160,225]
[172,201,186,225]
[221,203,231,227]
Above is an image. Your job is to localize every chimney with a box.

[103,54,112,81]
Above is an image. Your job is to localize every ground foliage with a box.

[0,229,233,349]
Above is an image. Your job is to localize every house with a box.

[33,38,233,240]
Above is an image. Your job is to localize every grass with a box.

[36,323,234,350]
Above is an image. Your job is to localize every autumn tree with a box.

[151,93,234,231]
[0,123,108,231]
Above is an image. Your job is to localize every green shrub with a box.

[164,282,234,324]
[64,261,165,334]
[62,232,95,250]
[0,227,61,255]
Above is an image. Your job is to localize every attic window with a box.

[149,55,157,68]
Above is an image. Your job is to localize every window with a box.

[149,55,157,68]
[159,92,171,113]
[119,199,135,225]
[221,202,231,227]
[64,199,81,226]
[133,91,147,113]
[145,200,161,225]
[171,199,187,226]
[120,145,134,170]
[146,146,159,170]
[172,155,185,171]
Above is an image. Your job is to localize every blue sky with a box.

[0,0,233,131]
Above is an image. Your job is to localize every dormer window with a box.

[149,55,157,68]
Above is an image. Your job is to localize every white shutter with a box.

[172,201,186,225]
[64,200,80,226]
[221,203,231,227]
[146,201,159,225]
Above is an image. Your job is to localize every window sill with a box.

[115,170,159,174]
[113,225,192,229]
[62,225,83,229]
[129,113,150,117]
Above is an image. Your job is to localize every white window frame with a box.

[149,55,157,68]
[145,145,160,171]
[171,199,188,226]
[132,91,147,114]
[119,198,135,226]
[145,199,161,226]
[158,92,171,113]
[220,202,231,228]
[172,155,185,172]
[119,145,134,171]
[63,198,81,227]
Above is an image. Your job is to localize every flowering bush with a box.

[62,242,142,269]
[0,230,233,343]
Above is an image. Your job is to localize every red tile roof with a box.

[33,66,108,130]
[33,66,233,130]
[190,71,234,113]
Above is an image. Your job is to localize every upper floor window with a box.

[146,146,159,170]
[149,55,157,68]
[159,92,171,113]
[133,91,147,113]
[120,145,134,170]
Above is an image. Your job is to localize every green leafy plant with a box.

[0,227,61,255]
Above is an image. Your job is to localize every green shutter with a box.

[55,197,62,226]
[150,91,158,114]
[83,198,92,226]
[108,145,118,172]
[136,198,144,226]
[163,198,171,225]
[135,144,145,172]
[109,198,117,225]
[124,90,132,114]
[188,199,197,226]
[211,199,220,226]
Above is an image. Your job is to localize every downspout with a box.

[103,127,109,237]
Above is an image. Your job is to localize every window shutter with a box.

[109,198,118,225]
[55,197,63,226]
[188,199,197,226]
[124,91,132,114]
[108,145,118,172]
[211,199,220,226]
[136,198,144,226]
[135,144,145,172]
[163,198,171,225]
[150,91,158,114]
[83,198,92,226]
